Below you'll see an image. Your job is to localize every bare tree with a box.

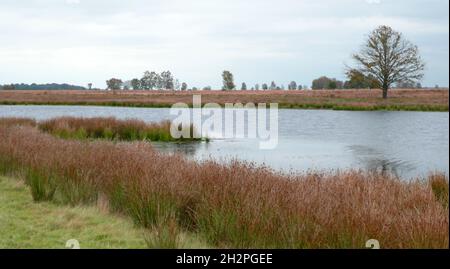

[351,25,425,99]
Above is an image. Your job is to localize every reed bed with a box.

[37,117,205,142]
[0,124,448,249]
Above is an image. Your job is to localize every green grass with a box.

[0,176,148,249]
[0,176,208,249]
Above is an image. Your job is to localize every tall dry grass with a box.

[0,124,448,249]
[0,118,36,127]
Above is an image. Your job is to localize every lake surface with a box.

[1,105,448,179]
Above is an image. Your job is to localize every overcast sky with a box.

[0,0,448,88]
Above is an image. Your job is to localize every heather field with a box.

[0,118,448,249]
[0,89,448,111]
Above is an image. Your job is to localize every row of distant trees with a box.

[107,70,311,91]
[0,72,424,92]
[104,71,375,92]
[105,66,424,92]
[310,71,422,90]
[221,71,309,91]
[0,83,86,90]
[221,70,423,91]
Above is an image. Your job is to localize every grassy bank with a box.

[0,176,147,249]
[1,89,448,111]
[0,121,448,249]
[0,176,207,249]
[1,117,206,142]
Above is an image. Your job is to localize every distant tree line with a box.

[221,70,406,92]
[222,71,308,91]
[0,83,86,90]
[107,70,312,92]
[310,70,423,90]
[395,81,422,89]
[311,76,344,90]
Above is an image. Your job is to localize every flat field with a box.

[0,89,448,111]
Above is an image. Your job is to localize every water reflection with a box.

[347,145,419,178]
[152,142,200,156]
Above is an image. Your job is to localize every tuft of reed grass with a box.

[429,173,449,208]
[25,169,57,202]
[144,217,183,249]
[0,124,448,249]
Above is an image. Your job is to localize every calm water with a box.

[1,105,448,179]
